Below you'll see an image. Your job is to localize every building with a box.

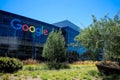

[53,20,86,54]
[0,10,85,59]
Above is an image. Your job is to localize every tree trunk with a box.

[103,41,107,63]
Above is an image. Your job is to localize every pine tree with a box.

[42,29,66,63]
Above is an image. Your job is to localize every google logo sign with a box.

[11,18,48,36]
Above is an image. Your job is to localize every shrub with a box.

[73,60,98,65]
[67,51,79,63]
[3,75,9,80]
[46,62,70,70]
[42,29,66,63]
[0,57,23,73]
[24,65,40,71]
[22,59,39,65]
[42,29,67,69]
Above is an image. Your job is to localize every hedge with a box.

[0,57,23,73]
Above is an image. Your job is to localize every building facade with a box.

[0,10,85,59]
[53,20,86,54]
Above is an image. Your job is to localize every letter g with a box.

[11,19,22,30]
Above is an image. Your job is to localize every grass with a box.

[0,63,119,80]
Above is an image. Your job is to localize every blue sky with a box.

[0,0,120,28]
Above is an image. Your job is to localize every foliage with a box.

[2,74,9,80]
[0,64,119,80]
[42,29,67,69]
[0,57,23,73]
[46,62,70,70]
[67,51,80,63]
[81,50,94,60]
[22,59,39,65]
[73,60,98,65]
[75,13,120,62]
[23,64,45,71]
[81,50,101,61]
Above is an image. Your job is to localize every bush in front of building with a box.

[22,59,40,65]
[42,29,68,69]
[46,62,70,70]
[0,57,23,73]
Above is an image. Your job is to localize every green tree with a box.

[75,14,120,62]
[42,29,66,63]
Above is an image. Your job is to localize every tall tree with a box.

[42,29,66,63]
[75,14,120,62]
